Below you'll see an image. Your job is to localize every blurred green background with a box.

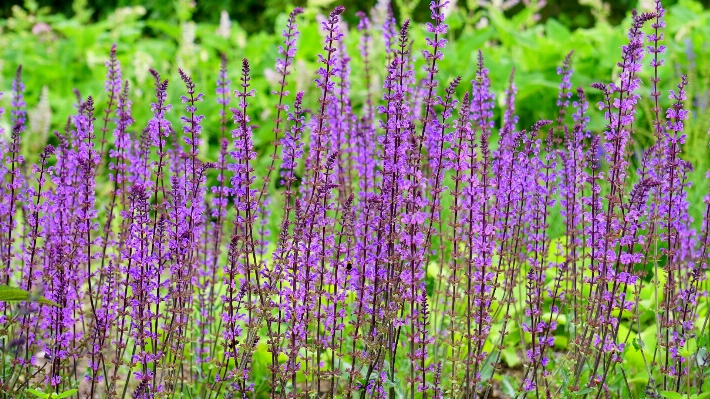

[1,0,709,224]
[3,0,710,33]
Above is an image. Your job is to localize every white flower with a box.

[443,0,458,19]
[29,86,51,147]
[177,21,197,73]
[476,16,489,29]
[133,51,154,86]
[371,0,390,31]
[216,10,231,39]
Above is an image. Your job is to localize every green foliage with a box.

[699,332,710,347]
[1,3,710,396]
[660,391,710,399]
[0,285,59,307]
[2,0,709,174]
[25,388,78,399]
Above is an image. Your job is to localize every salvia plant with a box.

[0,1,709,398]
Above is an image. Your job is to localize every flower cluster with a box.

[1,1,709,398]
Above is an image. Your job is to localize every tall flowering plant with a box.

[0,1,709,398]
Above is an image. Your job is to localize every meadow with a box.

[1,0,710,398]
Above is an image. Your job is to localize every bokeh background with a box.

[4,0,710,33]
[1,0,709,226]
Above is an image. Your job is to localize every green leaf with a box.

[382,378,399,389]
[698,332,710,347]
[574,387,595,396]
[501,376,517,397]
[633,337,645,351]
[55,389,79,398]
[501,345,521,367]
[608,370,624,391]
[0,285,59,307]
[145,20,181,40]
[545,18,570,44]
[660,391,683,399]
[697,392,710,399]
[25,389,49,399]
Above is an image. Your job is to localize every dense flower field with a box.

[0,0,709,398]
